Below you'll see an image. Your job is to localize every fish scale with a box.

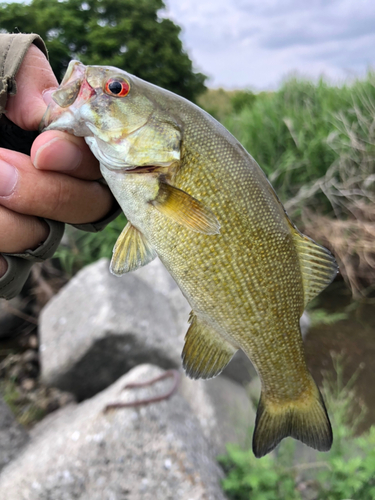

[42,60,338,457]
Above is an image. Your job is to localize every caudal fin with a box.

[253,382,332,458]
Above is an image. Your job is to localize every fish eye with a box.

[104,78,130,97]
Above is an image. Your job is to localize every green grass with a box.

[1,379,46,427]
[199,74,375,213]
[55,213,127,276]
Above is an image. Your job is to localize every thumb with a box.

[6,44,58,131]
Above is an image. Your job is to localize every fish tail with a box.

[252,380,332,458]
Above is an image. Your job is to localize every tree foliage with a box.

[0,0,206,101]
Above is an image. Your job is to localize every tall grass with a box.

[199,74,375,208]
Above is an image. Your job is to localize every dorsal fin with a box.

[291,226,338,308]
[182,312,238,379]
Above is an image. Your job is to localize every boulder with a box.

[0,398,29,471]
[0,365,227,500]
[300,311,311,339]
[221,350,257,384]
[180,375,255,454]
[40,259,188,400]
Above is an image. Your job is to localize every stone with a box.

[0,365,227,500]
[40,259,188,400]
[300,311,311,339]
[180,374,255,454]
[0,397,29,472]
[221,350,257,384]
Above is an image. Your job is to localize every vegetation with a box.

[55,213,127,276]
[218,355,375,500]
[199,76,375,209]
[0,0,206,101]
[1,378,46,427]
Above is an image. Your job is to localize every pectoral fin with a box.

[151,182,220,235]
[182,312,238,379]
[291,225,338,308]
[110,222,157,276]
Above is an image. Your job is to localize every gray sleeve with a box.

[0,219,65,299]
[0,33,47,113]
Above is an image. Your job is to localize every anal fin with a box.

[182,312,237,379]
[151,182,220,235]
[110,222,157,276]
[291,226,338,308]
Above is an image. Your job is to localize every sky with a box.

[163,0,375,90]
[3,0,375,90]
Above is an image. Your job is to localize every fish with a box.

[41,60,337,458]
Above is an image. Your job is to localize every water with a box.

[304,279,375,433]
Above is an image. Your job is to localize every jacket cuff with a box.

[0,33,48,114]
[0,219,65,300]
[72,201,122,233]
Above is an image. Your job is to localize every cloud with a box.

[164,0,375,88]
[259,7,375,49]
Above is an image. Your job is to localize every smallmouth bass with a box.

[42,61,337,457]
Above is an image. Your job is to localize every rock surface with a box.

[0,365,227,500]
[180,375,255,454]
[40,259,188,399]
[0,398,29,472]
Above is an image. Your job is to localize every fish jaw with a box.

[41,62,96,138]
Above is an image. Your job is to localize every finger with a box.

[31,130,102,180]
[0,149,114,224]
[6,44,58,130]
[0,206,49,253]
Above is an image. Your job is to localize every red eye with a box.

[104,78,130,97]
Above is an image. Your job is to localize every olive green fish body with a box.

[43,61,337,457]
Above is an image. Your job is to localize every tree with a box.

[0,0,206,102]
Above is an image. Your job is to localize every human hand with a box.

[0,44,115,278]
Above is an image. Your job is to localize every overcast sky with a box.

[164,0,375,90]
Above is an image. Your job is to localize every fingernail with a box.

[0,160,18,196]
[34,137,83,171]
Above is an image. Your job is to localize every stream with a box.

[305,279,375,434]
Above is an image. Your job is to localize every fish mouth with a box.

[124,165,161,174]
[104,164,165,175]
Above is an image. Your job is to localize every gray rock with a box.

[221,350,257,384]
[300,311,311,339]
[40,259,187,399]
[0,398,29,471]
[180,375,255,454]
[0,365,227,500]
